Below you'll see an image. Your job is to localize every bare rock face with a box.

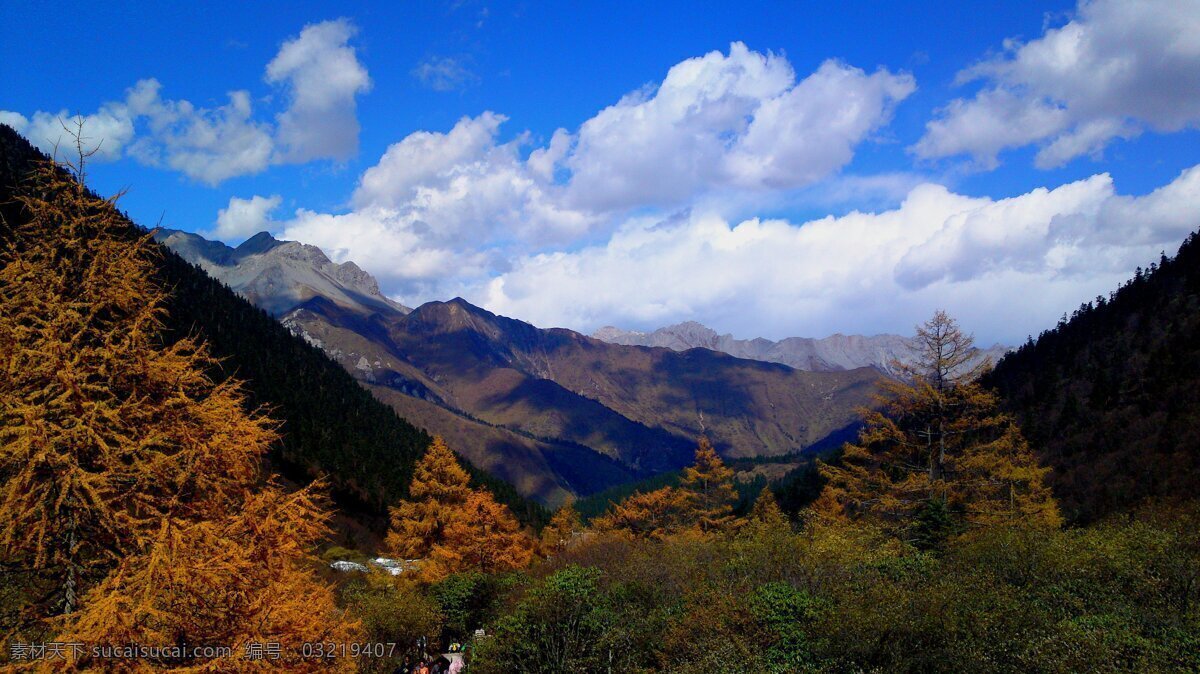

[155,229,411,318]
[595,322,1009,375]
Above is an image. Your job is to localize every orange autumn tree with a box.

[387,437,533,580]
[385,436,473,560]
[816,311,1061,542]
[0,154,358,667]
[539,498,584,556]
[747,486,789,530]
[679,437,737,534]
[592,438,739,540]
[591,486,690,541]
[426,490,534,580]
[58,486,359,672]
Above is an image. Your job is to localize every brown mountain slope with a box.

[376,299,884,463]
[156,228,884,505]
[280,297,635,506]
[285,295,882,500]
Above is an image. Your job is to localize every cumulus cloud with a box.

[276,43,914,299]
[476,165,1200,344]
[564,43,915,211]
[412,56,478,92]
[0,18,370,184]
[1,107,135,163]
[914,0,1200,168]
[280,112,597,297]
[124,80,276,184]
[267,18,371,162]
[210,194,282,241]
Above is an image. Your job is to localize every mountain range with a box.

[156,230,885,505]
[7,122,1195,525]
[156,229,411,318]
[595,322,1009,375]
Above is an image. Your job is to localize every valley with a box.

[157,229,886,504]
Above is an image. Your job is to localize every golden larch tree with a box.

[679,437,737,534]
[424,489,534,581]
[747,486,788,529]
[591,487,690,541]
[0,160,264,616]
[816,311,1061,539]
[385,436,473,559]
[539,498,584,556]
[0,155,360,666]
[57,485,361,672]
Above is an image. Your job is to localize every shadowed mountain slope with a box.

[984,230,1200,523]
[159,225,885,505]
[292,296,884,471]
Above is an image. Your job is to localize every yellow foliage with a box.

[56,485,362,671]
[385,437,533,582]
[816,311,1061,539]
[591,487,691,541]
[747,486,788,530]
[679,437,737,534]
[539,499,584,556]
[0,157,358,665]
[385,436,473,560]
[423,489,534,582]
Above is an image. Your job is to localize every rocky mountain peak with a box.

[155,228,410,318]
[404,298,514,340]
[234,231,284,256]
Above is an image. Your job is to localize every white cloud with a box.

[914,0,1200,168]
[1,19,370,184]
[476,165,1200,344]
[280,113,597,298]
[0,106,134,163]
[276,44,915,301]
[124,80,276,185]
[267,18,371,162]
[210,194,282,241]
[412,56,478,92]
[563,43,915,211]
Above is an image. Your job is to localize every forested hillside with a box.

[985,231,1200,522]
[0,124,544,526]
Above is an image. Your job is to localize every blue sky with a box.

[4,0,1200,343]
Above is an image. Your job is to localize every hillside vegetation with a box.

[0,123,544,527]
[2,124,1198,672]
[984,230,1200,522]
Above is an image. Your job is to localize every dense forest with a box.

[984,231,1200,523]
[0,124,545,530]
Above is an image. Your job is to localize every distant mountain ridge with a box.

[155,230,885,506]
[595,321,1009,375]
